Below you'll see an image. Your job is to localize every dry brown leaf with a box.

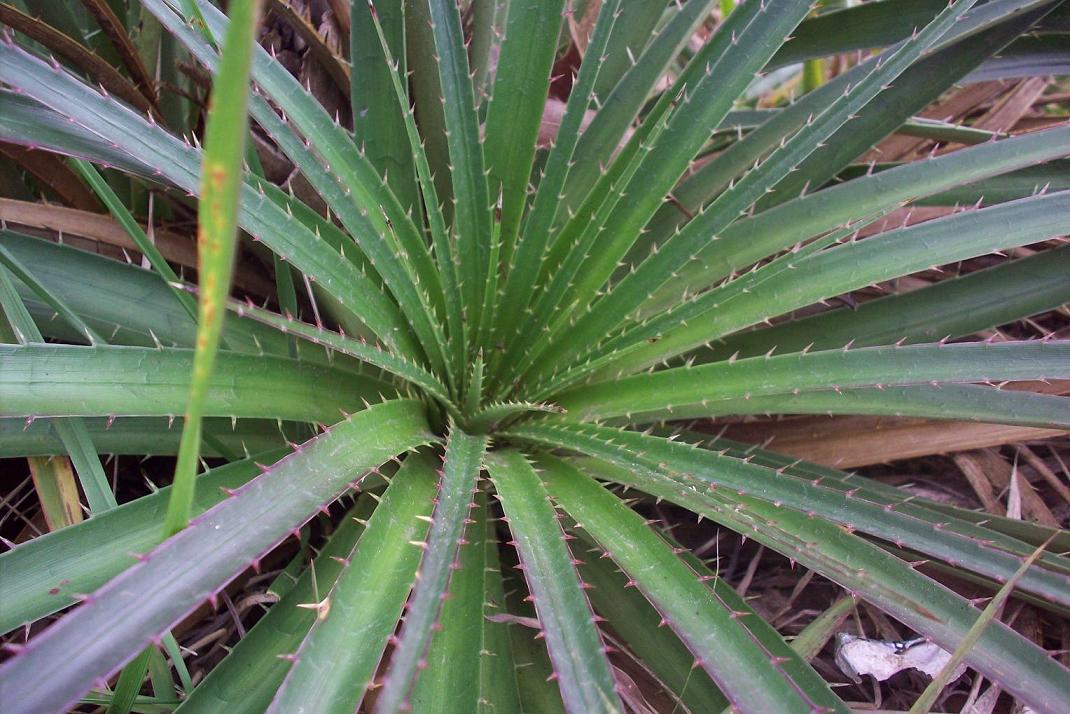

[0,198,275,296]
[267,0,351,97]
[0,146,101,211]
[0,3,155,115]
[973,77,1050,133]
[78,0,159,108]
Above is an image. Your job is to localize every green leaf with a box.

[468,0,508,109]
[586,191,1070,379]
[160,0,451,374]
[166,0,262,536]
[508,423,1070,610]
[0,452,283,635]
[762,5,1055,211]
[484,0,565,268]
[539,456,843,713]
[422,0,494,339]
[0,90,149,175]
[772,0,971,66]
[0,261,117,514]
[466,401,566,433]
[0,232,333,362]
[498,86,682,390]
[0,40,417,356]
[267,454,440,714]
[970,31,1070,81]
[107,646,153,714]
[67,158,198,326]
[146,645,178,702]
[410,488,520,713]
[0,416,287,459]
[505,573,567,714]
[536,0,813,349]
[644,1,1053,243]
[486,450,622,714]
[0,344,392,423]
[533,0,982,382]
[177,494,377,713]
[563,0,717,213]
[564,452,1070,714]
[361,4,466,390]
[653,428,1070,582]
[375,427,489,713]
[636,384,1070,430]
[490,0,623,387]
[590,0,671,100]
[0,243,105,347]
[909,538,1053,714]
[226,298,455,414]
[564,526,727,713]
[0,400,433,714]
[911,159,1070,206]
[790,596,856,662]
[649,125,1070,311]
[555,341,1070,423]
[704,244,1070,362]
[351,0,419,214]
[107,647,151,714]
[475,496,523,714]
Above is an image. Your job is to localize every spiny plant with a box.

[1,0,1069,712]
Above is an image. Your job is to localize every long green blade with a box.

[0,344,392,422]
[563,454,1070,714]
[491,0,622,384]
[566,528,727,712]
[540,456,843,713]
[267,454,440,713]
[487,450,622,714]
[0,38,417,356]
[532,0,981,381]
[648,125,1070,312]
[177,493,375,713]
[483,0,565,267]
[0,416,291,459]
[0,263,117,514]
[374,427,489,713]
[578,191,1070,381]
[67,158,199,326]
[509,422,1070,610]
[555,341,1070,422]
[0,453,284,635]
[409,488,520,712]
[631,384,1070,429]
[350,0,418,213]
[175,0,451,375]
[166,0,262,536]
[423,0,494,339]
[704,244,1070,362]
[0,400,433,714]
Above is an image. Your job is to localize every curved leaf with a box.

[0,448,285,634]
[556,341,1070,422]
[266,454,439,714]
[508,421,1070,610]
[0,344,392,422]
[540,456,844,713]
[175,493,375,713]
[563,452,1070,714]
[374,427,489,713]
[0,399,434,714]
[486,450,622,714]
